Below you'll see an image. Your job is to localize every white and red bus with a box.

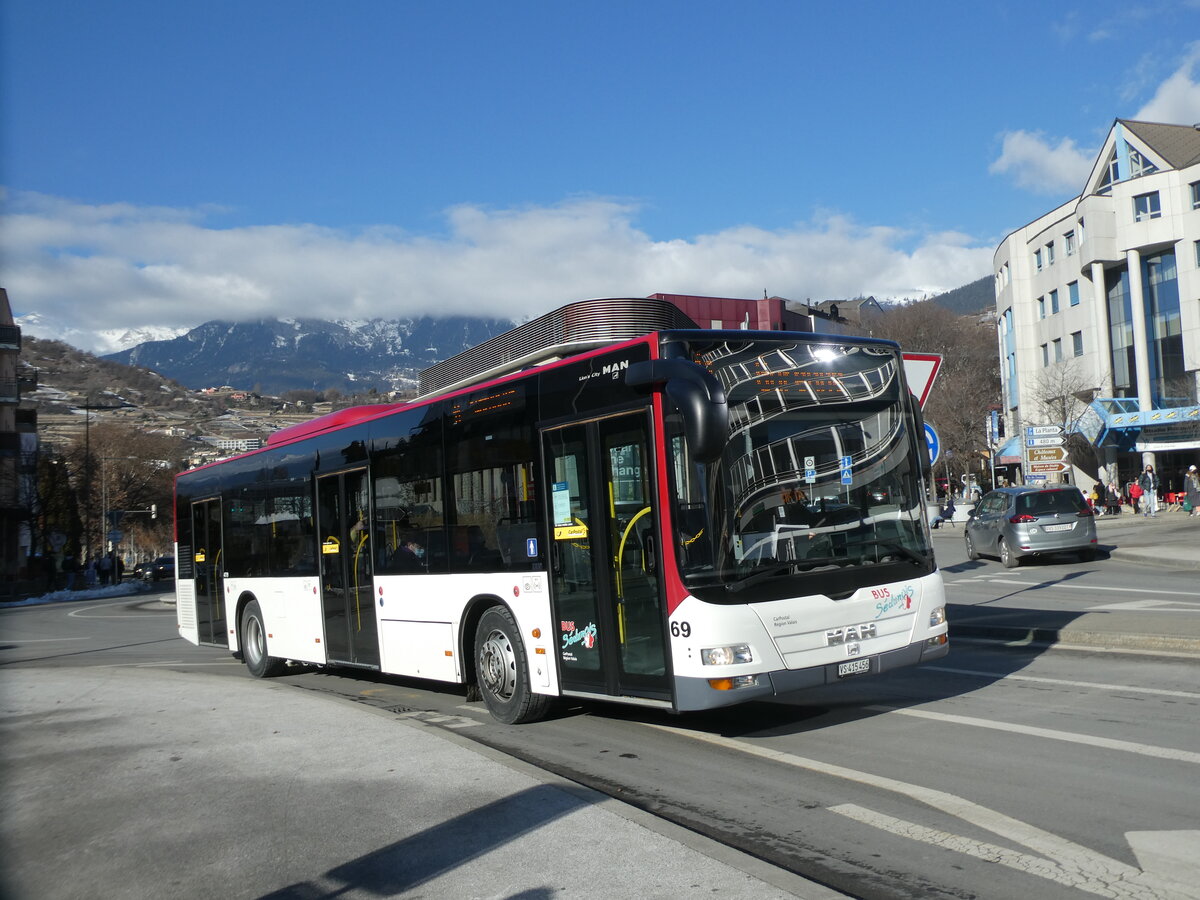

[175,297,948,723]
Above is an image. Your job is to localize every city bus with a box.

[174,297,948,723]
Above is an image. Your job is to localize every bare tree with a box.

[872,301,1001,491]
[1030,359,1101,481]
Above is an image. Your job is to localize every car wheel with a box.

[474,606,550,725]
[999,538,1019,569]
[242,599,286,677]
[965,530,979,561]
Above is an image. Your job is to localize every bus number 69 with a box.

[670,620,691,638]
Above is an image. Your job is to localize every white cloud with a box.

[1134,40,1200,123]
[990,42,1200,198]
[1,191,994,353]
[988,131,1095,196]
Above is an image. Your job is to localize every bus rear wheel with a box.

[242,600,285,678]
[474,606,550,725]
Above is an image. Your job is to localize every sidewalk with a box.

[934,506,1200,654]
[1,666,843,899]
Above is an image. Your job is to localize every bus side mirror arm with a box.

[626,359,728,463]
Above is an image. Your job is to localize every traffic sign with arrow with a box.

[1028,446,1067,462]
[1029,461,1070,474]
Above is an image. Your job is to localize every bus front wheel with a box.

[242,600,285,678]
[474,606,550,725]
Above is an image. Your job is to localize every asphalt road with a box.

[3,553,1199,899]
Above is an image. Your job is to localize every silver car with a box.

[964,486,1098,568]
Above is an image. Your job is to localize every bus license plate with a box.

[838,658,871,678]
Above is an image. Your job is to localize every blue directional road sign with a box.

[925,423,940,465]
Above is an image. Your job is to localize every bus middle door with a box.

[542,411,670,702]
[316,469,380,669]
[191,498,227,647]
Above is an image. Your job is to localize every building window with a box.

[1068,281,1080,306]
[1128,147,1157,178]
[1046,242,1055,266]
[1133,191,1161,222]
[1035,248,1043,271]
[1038,297,1046,319]
[1041,344,1049,367]
[1064,230,1076,256]
[1053,339,1063,362]
[1195,240,1200,268]
[1071,331,1083,357]
[1050,289,1059,314]
[1192,181,1200,209]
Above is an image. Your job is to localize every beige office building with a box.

[993,119,1200,495]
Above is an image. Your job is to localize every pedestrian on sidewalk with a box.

[1138,465,1160,517]
[1185,464,1200,518]
[1105,481,1122,516]
[931,495,956,529]
[1128,479,1142,514]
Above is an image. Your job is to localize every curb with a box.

[950,624,1200,655]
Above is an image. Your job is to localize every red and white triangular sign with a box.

[902,353,942,408]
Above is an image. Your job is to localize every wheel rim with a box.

[245,615,265,667]
[479,628,517,702]
[1000,541,1010,564]
[965,534,973,556]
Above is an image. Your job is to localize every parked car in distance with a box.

[964,486,1098,568]
[144,556,175,581]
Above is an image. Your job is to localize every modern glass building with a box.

[993,119,1200,495]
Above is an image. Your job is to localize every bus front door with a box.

[316,470,380,669]
[191,499,227,646]
[542,412,670,702]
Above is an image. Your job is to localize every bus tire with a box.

[474,606,549,725]
[242,599,285,678]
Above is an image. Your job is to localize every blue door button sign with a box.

[526,537,538,558]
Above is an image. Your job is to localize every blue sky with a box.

[3,1,1200,352]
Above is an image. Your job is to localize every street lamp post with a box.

[100,456,138,580]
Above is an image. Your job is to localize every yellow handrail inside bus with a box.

[614,506,651,643]
[353,531,368,631]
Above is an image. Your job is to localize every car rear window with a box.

[1018,490,1087,516]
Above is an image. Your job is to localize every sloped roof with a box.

[1119,119,1200,169]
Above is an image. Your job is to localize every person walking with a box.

[1128,479,1142,514]
[1185,464,1200,518]
[1138,465,1160,517]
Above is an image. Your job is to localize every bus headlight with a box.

[930,607,946,627]
[701,644,753,666]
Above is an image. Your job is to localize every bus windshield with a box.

[668,337,934,601]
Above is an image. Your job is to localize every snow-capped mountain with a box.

[103,315,515,394]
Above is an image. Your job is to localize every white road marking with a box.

[643,721,1197,897]
[68,600,174,618]
[864,705,1200,764]
[1088,598,1200,611]
[644,722,1137,871]
[830,805,1197,898]
[948,576,1196,597]
[925,665,1200,699]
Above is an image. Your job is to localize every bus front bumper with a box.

[673,634,949,712]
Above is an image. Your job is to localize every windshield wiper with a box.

[867,539,929,565]
[725,562,793,593]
